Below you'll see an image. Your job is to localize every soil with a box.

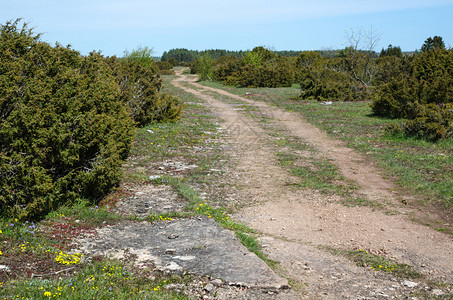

[73,69,452,299]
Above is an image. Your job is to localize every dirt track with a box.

[171,70,453,299]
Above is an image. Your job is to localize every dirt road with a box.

[171,70,453,299]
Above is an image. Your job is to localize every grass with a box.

[344,248,421,279]
[0,258,188,299]
[198,80,453,214]
[0,206,190,299]
[324,246,421,280]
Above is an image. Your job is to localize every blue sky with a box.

[2,0,453,56]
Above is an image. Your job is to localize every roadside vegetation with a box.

[0,20,187,299]
[0,47,265,298]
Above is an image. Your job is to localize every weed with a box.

[325,246,421,279]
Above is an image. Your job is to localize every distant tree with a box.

[421,36,445,52]
[161,48,198,63]
[380,44,403,58]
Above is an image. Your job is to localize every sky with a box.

[2,0,453,57]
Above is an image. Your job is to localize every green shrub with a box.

[294,51,323,83]
[105,57,182,126]
[372,48,453,118]
[298,56,369,101]
[155,61,175,75]
[225,50,295,88]
[373,44,453,141]
[122,46,157,70]
[0,21,136,220]
[386,103,453,141]
[190,55,214,81]
[212,56,243,82]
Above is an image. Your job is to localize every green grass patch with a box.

[346,248,421,279]
[235,231,278,268]
[326,247,421,280]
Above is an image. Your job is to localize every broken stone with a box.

[211,279,223,287]
[174,255,196,261]
[432,289,444,296]
[166,261,182,271]
[204,283,215,292]
[403,280,418,288]
[165,249,176,255]
[0,265,11,272]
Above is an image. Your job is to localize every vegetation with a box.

[0,20,182,220]
[161,48,343,65]
[325,247,421,279]
[0,71,268,299]
[122,45,156,69]
[380,44,403,58]
[191,47,295,87]
[372,39,453,141]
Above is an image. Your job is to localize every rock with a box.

[432,289,444,296]
[403,280,418,288]
[204,283,215,292]
[174,255,196,261]
[164,284,177,290]
[149,175,161,180]
[168,234,178,239]
[166,261,182,271]
[211,279,223,287]
[0,265,11,272]
[165,249,176,255]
